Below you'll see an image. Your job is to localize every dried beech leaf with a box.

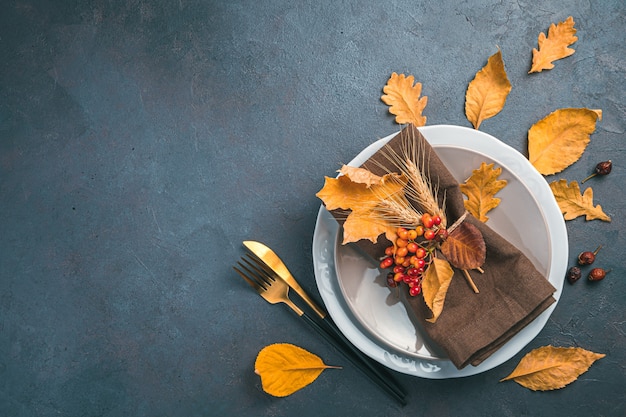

[381,72,428,126]
[255,343,339,397]
[459,162,508,222]
[529,16,578,73]
[423,257,455,323]
[316,171,408,244]
[465,50,512,130]
[528,108,602,175]
[500,346,605,391]
[440,222,486,270]
[549,179,611,222]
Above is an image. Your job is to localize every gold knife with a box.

[243,240,327,319]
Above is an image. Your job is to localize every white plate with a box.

[312,125,567,378]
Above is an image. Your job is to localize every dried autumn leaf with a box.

[459,162,508,222]
[500,346,605,391]
[422,257,455,323]
[338,165,382,187]
[254,343,339,397]
[465,50,512,130]
[549,179,611,222]
[381,72,428,126]
[528,108,602,175]
[316,171,408,244]
[529,16,577,73]
[440,222,486,270]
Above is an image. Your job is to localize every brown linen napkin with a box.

[338,125,556,369]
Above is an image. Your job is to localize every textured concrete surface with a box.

[1,1,624,416]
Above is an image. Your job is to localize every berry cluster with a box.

[379,213,447,297]
[566,245,611,283]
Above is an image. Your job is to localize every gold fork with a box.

[234,256,305,316]
[233,255,407,406]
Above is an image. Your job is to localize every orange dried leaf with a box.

[440,222,486,270]
[255,343,339,397]
[500,345,605,391]
[459,162,508,222]
[338,165,382,187]
[316,170,408,244]
[381,72,428,126]
[423,257,455,323]
[528,108,602,175]
[465,50,512,130]
[529,16,577,73]
[549,179,611,222]
[341,207,398,246]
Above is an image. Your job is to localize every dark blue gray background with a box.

[1,1,624,416]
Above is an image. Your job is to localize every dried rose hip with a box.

[566,266,582,284]
[582,160,612,183]
[577,245,602,265]
[588,267,610,282]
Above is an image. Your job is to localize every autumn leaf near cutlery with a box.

[255,344,340,397]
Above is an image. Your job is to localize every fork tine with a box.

[233,265,265,291]
[243,253,278,280]
[234,261,268,290]
[242,255,275,285]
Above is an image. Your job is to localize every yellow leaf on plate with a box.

[465,49,512,130]
[459,162,508,222]
[422,257,455,323]
[500,345,605,391]
[529,16,578,73]
[381,72,428,126]
[549,179,611,222]
[255,343,339,397]
[316,168,408,244]
[528,108,602,175]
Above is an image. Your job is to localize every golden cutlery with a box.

[243,240,327,318]
[233,255,406,405]
[238,243,408,402]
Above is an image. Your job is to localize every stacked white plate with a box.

[312,125,568,378]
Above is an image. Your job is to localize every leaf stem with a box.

[462,269,480,293]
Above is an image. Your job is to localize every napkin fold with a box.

[340,125,556,369]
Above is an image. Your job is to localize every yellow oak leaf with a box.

[422,257,455,323]
[465,49,512,130]
[549,179,611,222]
[459,162,508,222]
[500,346,605,391]
[529,16,577,73]
[316,171,408,244]
[255,343,340,397]
[381,72,428,126]
[528,108,602,175]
